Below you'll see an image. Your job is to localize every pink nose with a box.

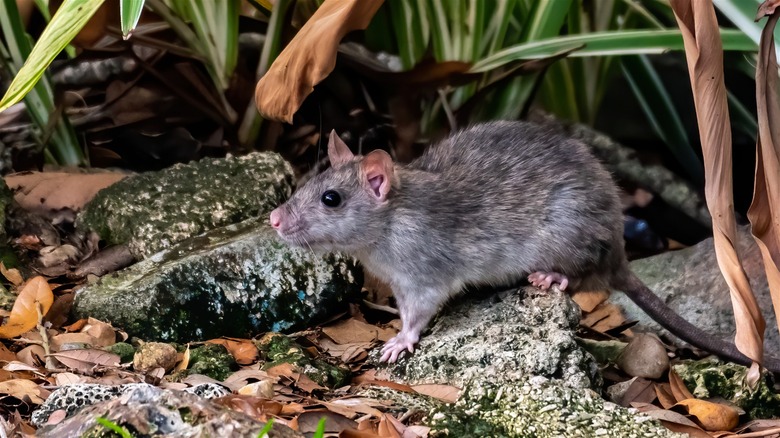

[270,209,282,229]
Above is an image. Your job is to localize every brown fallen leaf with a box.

[671,0,765,381]
[4,171,127,217]
[571,290,609,313]
[318,338,372,363]
[0,342,16,362]
[48,349,121,373]
[213,394,282,420]
[206,338,259,365]
[580,302,626,333]
[675,398,739,432]
[654,383,677,409]
[223,369,275,391]
[296,372,327,393]
[632,403,711,438]
[668,369,695,402]
[411,384,459,404]
[323,318,397,344]
[618,377,656,407]
[0,277,54,339]
[0,378,46,404]
[750,1,780,375]
[298,410,357,434]
[81,318,117,347]
[16,345,45,367]
[0,262,23,287]
[377,413,405,438]
[323,396,387,419]
[254,0,384,123]
[50,332,99,352]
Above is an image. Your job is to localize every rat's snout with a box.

[269,208,282,229]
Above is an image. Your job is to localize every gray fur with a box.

[271,121,780,370]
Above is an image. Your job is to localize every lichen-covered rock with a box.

[72,219,362,341]
[428,376,684,437]
[77,152,294,259]
[674,358,780,419]
[133,342,178,372]
[33,383,300,437]
[379,288,598,389]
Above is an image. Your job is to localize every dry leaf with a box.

[238,381,275,399]
[206,338,259,365]
[0,378,46,404]
[571,290,609,313]
[670,0,765,376]
[0,277,54,339]
[296,372,327,393]
[654,383,677,409]
[377,413,405,438]
[0,262,23,286]
[318,338,372,363]
[213,394,282,420]
[48,349,121,373]
[0,342,16,362]
[757,0,780,18]
[4,171,127,216]
[174,345,190,372]
[411,384,459,403]
[579,303,626,332]
[82,318,117,347]
[15,345,45,367]
[750,3,780,375]
[254,0,384,122]
[50,332,98,352]
[297,410,357,434]
[54,372,85,386]
[675,398,740,431]
[223,369,275,391]
[323,318,396,344]
[668,369,695,402]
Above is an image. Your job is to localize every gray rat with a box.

[270,121,779,370]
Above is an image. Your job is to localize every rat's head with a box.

[270,130,397,252]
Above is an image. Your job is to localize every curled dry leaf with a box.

[254,0,384,123]
[0,262,23,287]
[670,0,765,376]
[668,369,695,402]
[757,0,780,18]
[205,338,258,365]
[0,277,54,339]
[750,5,780,370]
[675,398,740,432]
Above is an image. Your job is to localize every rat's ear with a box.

[360,150,396,201]
[327,130,353,168]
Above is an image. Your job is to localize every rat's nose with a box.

[270,209,282,229]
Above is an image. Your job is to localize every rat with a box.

[269,120,780,370]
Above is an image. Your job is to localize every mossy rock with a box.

[77,152,294,259]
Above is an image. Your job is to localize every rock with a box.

[133,342,178,372]
[615,334,669,379]
[674,358,780,419]
[428,376,684,437]
[380,288,598,389]
[77,152,294,259]
[369,288,683,436]
[610,226,779,352]
[33,383,301,437]
[187,343,237,381]
[72,220,362,341]
[104,342,135,363]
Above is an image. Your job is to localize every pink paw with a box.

[380,334,417,363]
[528,271,569,291]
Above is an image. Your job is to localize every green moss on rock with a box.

[257,333,350,388]
[103,342,135,363]
[77,152,294,259]
[674,358,780,419]
[72,220,362,342]
[188,344,236,381]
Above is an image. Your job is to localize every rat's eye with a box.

[321,190,342,207]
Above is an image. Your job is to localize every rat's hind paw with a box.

[380,335,416,363]
[528,271,569,291]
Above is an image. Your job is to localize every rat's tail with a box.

[613,270,780,373]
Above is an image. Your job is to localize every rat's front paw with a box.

[380,334,417,363]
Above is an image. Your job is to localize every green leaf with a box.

[96,417,133,438]
[621,55,703,183]
[256,418,274,438]
[470,29,756,73]
[312,418,327,438]
[120,0,145,39]
[0,0,104,113]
